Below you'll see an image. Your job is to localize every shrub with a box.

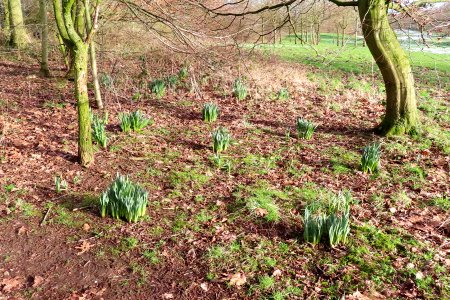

[132,92,142,101]
[54,175,68,193]
[119,112,131,132]
[303,190,351,247]
[212,127,230,154]
[99,174,148,223]
[327,212,350,247]
[233,78,247,100]
[303,206,326,245]
[149,79,166,99]
[100,73,113,89]
[202,103,219,122]
[91,112,108,148]
[361,143,381,173]
[166,75,179,88]
[119,111,151,132]
[178,66,189,80]
[211,155,232,172]
[277,88,289,100]
[296,117,317,140]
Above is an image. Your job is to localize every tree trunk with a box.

[53,0,75,79]
[89,42,102,108]
[57,32,70,68]
[39,0,50,77]
[2,0,10,43]
[55,0,95,166]
[336,27,339,46]
[8,0,29,48]
[75,0,84,37]
[85,0,102,109]
[74,45,93,166]
[66,48,76,80]
[358,0,418,135]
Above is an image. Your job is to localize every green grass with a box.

[256,33,450,90]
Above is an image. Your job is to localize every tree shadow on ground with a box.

[148,99,199,121]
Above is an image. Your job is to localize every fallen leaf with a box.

[255,208,268,217]
[272,269,282,277]
[200,282,208,291]
[347,290,371,300]
[82,223,90,231]
[420,149,431,156]
[415,271,424,280]
[67,292,87,300]
[32,275,44,287]
[75,240,95,255]
[17,226,27,235]
[1,276,24,292]
[162,293,174,299]
[229,272,246,287]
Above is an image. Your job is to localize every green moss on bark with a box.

[358,0,419,136]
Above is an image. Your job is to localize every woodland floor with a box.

[0,49,449,300]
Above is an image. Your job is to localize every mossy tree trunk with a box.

[54,0,97,167]
[358,0,418,135]
[8,0,29,48]
[53,0,75,79]
[39,0,50,77]
[73,44,93,166]
[56,32,70,68]
[2,0,10,43]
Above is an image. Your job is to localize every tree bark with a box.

[2,0,10,43]
[358,0,418,135]
[56,32,70,68]
[53,0,75,79]
[55,0,94,166]
[74,44,93,166]
[85,0,102,109]
[39,0,50,77]
[75,0,84,37]
[7,0,29,48]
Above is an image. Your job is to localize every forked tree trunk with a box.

[55,0,94,167]
[358,0,418,135]
[39,0,50,77]
[8,0,29,48]
[53,0,75,79]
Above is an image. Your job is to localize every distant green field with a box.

[254,33,450,89]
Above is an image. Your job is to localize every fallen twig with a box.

[40,206,52,226]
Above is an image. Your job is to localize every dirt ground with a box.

[0,53,448,299]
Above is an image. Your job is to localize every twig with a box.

[40,206,52,226]
[72,206,92,212]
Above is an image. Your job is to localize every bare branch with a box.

[327,0,358,7]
